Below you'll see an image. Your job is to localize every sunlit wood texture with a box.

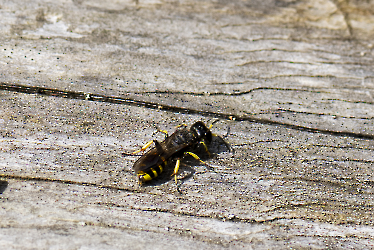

[1,0,374,248]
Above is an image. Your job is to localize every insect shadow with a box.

[172,134,232,185]
[0,180,8,194]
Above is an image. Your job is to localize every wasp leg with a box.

[172,151,212,184]
[171,159,181,184]
[158,129,168,137]
[207,119,233,153]
[152,129,169,139]
[184,152,208,165]
[131,139,162,155]
[199,141,211,157]
[184,151,217,174]
[207,118,220,129]
[175,124,187,129]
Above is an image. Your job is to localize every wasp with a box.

[131,121,217,185]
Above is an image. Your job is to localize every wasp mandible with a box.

[131,121,218,185]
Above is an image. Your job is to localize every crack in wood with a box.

[333,0,353,37]
[0,173,137,193]
[126,87,330,96]
[276,108,374,120]
[302,158,374,164]
[312,144,374,151]
[1,82,373,140]
[237,60,371,66]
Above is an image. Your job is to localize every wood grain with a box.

[1,0,374,248]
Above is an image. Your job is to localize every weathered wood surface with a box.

[1,0,374,248]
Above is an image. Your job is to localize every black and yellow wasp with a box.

[131,121,219,185]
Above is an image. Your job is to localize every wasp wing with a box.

[133,148,162,173]
[132,142,189,173]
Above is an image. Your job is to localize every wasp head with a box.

[190,121,212,143]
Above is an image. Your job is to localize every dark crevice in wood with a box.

[268,202,374,213]
[128,88,374,104]
[258,74,364,80]
[270,176,374,191]
[1,173,373,225]
[275,108,374,119]
[332,0,353,37]
[216,48,343,56]
[214,33,356,44]
[1,82,373,140]
[237,60,371,66]
[0,173,138,193]
[301,158,374,164]
[128,87,330,96]
[312,144,374,151]
[325,98,374,105]
[94,201,309,226]
[232,139,282,147]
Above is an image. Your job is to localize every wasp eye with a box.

[205,130,212,143]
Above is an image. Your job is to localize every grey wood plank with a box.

[1,90,374,248]
[3,178,373,249]
[1,0,374,248]
[2,0,374,135]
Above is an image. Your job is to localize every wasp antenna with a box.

[207,118,220,129]
[223,126,231,139]
[131,140,156,155]
[175,123,188,129]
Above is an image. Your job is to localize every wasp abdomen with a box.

[138,161,167,184]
